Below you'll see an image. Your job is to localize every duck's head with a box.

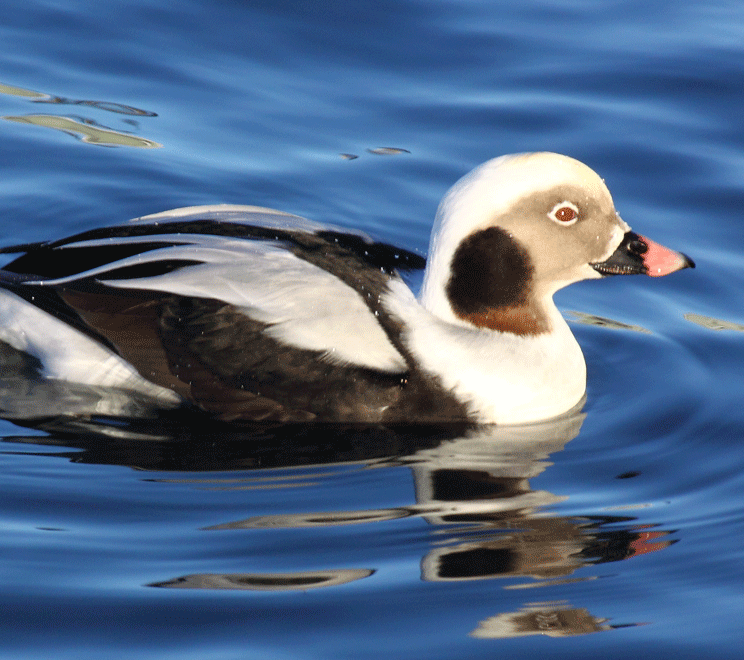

[419,152,693,335]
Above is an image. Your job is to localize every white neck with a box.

[385,281,586,424]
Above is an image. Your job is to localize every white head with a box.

[419,153,630,334]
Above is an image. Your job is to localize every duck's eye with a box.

[548,202,579,225]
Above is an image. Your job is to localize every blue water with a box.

[1,0,744,658]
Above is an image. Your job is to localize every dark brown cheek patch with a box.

[446,227,532,315]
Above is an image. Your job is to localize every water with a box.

[1,0,743,658]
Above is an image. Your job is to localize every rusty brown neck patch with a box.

[458,303,551,336]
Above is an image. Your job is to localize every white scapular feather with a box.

[96,242,407,373]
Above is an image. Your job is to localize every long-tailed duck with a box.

[0,153,693,424]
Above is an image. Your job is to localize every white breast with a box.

[384,280,586,424]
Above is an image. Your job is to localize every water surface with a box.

[1,1,743,658]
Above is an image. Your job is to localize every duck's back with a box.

[0,205,462,423]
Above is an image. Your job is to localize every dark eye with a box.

[548,201,579,225]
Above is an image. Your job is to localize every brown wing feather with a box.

[59,288,312,421]
[160,297,315,421]
[61,287,407,422]
[157,296,406,422]
[59,289,192,399]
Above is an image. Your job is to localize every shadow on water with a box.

[0,374,674,639]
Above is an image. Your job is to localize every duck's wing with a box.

[0,206,424,421]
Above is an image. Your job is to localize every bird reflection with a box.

[0,387,673,640]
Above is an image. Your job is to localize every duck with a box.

[0,153,693,424]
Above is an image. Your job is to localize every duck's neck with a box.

[405,288,586,423]
[419,270,553,337]
[450,300,552,336]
